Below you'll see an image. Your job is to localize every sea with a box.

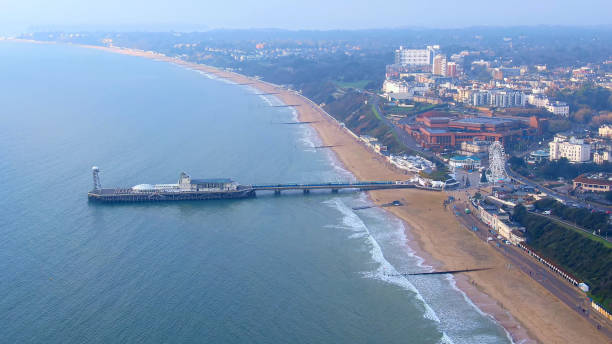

[0,41,512,343]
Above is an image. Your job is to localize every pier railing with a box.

[250,181,415,192]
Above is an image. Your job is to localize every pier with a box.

[87,168,420,203]
[250,181,415,195]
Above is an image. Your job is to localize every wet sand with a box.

[16,41,609,343]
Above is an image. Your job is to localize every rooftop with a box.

[424,128,449,134]
[451,117,513,126]
[530,149,550,157]
[451,155,481,161]
[574,172,612,181]
[191,178,234,184]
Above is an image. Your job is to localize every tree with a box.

[480,169,488,183]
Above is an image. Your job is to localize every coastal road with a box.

[506,162,612,213]
[447,194,612,338]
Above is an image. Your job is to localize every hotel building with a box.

[548,136,591,163]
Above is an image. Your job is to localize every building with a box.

[527,94,550,108]
[432,54,447,76]
[549,136,591,163]
[593,150,611,165]
[405,111,537,150]
[449,155,481,170]
[359,135,387,153]
[477,202,526,244]
[382,80,409,94]
[573,173,612,192]
[471,89,525,108]
[500,67,521,77]
[389,155,435,173]
[478,203,509,227]
[526,149,550,164]
[395,45,439,66]
[489,89,525,108]
[459,138,490,156]
[598,124,612,139]
[546,101,570,117]
[446,62,458,78]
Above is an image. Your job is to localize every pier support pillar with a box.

[303,189,310,194]
[274,190,281,196]
[331,189,339,193]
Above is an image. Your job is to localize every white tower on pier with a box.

[92,166,102,191]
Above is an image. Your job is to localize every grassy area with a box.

[371,104,383,121]
[515,205,612,310]
[420,168,450,181]
[384,102,444,116]
[335,80,371,90]
[550,218,612,249]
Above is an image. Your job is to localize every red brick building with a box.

[405,111,538,150]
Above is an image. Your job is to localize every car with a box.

[543,210,551,215]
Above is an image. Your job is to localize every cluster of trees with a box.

[509,156,612,180]
[549,85,612,125]
[533,199,609,233]
[513,205,612,311]
[551,85,612,113]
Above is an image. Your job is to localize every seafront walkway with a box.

[450,193,612,338]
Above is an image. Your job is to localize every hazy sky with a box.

[1,0,611,33]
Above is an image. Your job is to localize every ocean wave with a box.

[323,197,442,323]
[446,275,516,344]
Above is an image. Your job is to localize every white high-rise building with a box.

[470,89,525,107]
[489,90,525,108]
[395,45,439,66]
[549,136,591,162]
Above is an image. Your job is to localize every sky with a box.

[1,0,611,33]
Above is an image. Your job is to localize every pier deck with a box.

[87,167,427,203]
[251,181,416,193]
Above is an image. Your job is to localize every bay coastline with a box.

[11,39,609,343]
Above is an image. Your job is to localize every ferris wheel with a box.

[488,141,508,183]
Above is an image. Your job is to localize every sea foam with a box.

[324,197,442,323]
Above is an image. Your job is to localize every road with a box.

[506,161,612,213]
[447,192,612,338]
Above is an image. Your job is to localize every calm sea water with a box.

[0,42,511,343]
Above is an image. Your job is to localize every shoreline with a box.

[10,39,609,343]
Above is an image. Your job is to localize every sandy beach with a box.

[22,41,609,343]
